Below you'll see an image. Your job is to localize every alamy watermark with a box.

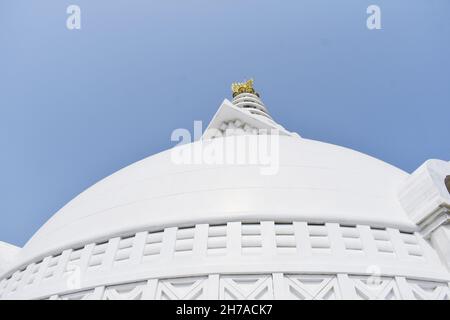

[66,5,81,30]
[170,121,280,176]
[65,263,82,290]
[367,5,382,30]
[64,5,382,31]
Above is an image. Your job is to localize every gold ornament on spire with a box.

[231,79,259,97]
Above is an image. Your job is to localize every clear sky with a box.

[0,0,449,246]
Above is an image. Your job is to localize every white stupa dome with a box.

[1,81,449,300]
[0,242,20,276]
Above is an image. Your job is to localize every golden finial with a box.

[231,79,259,97]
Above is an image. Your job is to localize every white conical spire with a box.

[230,79,272,119]
[202,79,300,140]
[231,92,272,119]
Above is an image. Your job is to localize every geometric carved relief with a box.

[350,276,401,300]
[103,282,147,300]
[156,277,208,300]
[284,275,341,300]
[219,275,273,300]
[407,279,450,300]
[36,273,450,300]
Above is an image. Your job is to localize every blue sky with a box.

[0,0,449,246]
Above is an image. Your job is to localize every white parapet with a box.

[398,159,450,236]
[430,225,450,271]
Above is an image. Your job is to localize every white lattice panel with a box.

[1,221,448,300]
[40,273,450,300]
